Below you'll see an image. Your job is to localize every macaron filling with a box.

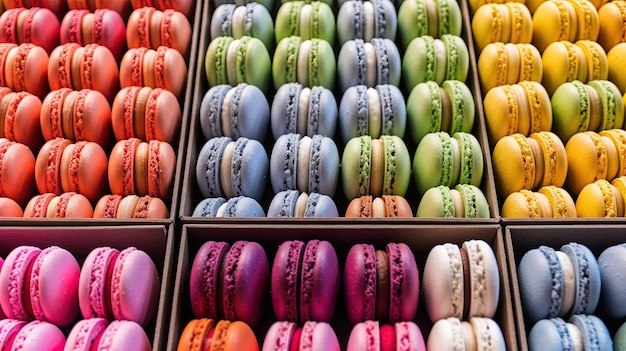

[382,136,397,194]
[373,39,389,85]
[308,135,323,193]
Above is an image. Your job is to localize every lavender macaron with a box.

[267,190,338,217]
[271,83,337,139]
[193,196,265,217]
[196,136,269,201]
[200,84,270,142]
[270,133,339,196]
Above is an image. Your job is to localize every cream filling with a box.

[220,87,236,138]
[364,42,377,87]
[297,136,312,192]
[556,251,576,316]
[299,4,312,39]
[297,87,311,135]
[367,88,382,138]
[220,142,235,198]
[363,1,375,42]
[231,5,248,38]
[297,40,312,86]
[225,39,240,84]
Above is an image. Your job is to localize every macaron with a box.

[276,1,336,45]
[412,131,484,195]
[0,91,44,151]
[270,133,339,196]
[60,9,126,61]
[79,246,160,326]
[337,38,400,92]
[477,42,542,93]
[341,135,411,200]
[501,189,558,217]
[532,0,597,52]
[0,197,23,217]
[108,138,176,201]
[262,321,340,351]
[126,7,192,57]
[483,81,552,145]
[213,0,275,11]
[67,0,132,17]
[407,80,475,144]
[273,36,336,90]
[576,179,624,216]
[528,316,612,351]
[423,240,499,322]
[0,246,80,327]
[65,318,152,351]
[1,43,49,99]
[196,136,268,201]
[492,132,568,197]
[346,321,426,351]
[272,240,339,323]
[402,34,469,91]
[0,138,36,206]
[192,196,265,217]
[267,190,338,217]
[200,83,269,142]
[210,3,274,50]
[472,3,533,52]
[271,83,337,139]
[608,42,626,94]
[3,0,68,18]
[48,43,118,102]
[344,195,413,217]
[93,194,170,219]
[111,86,182,143]
[0,320,65,350]
[130,0,195,17]
[598,244,626,318]
[343,242,419,324]
[337,0,398,46]
[541,40,588,95]
[120,46,187,100]
[427,317,506,350]
[397,0,462,49]
[416,184,491,218]
[0,7,60,54]
[576,39,609,82]
[179,319,259,351]
[23,192,94,218]
[599,128,626,177]
[617,322,626,351]
[0,320,27,349]
[40,88,113,149]
[206,36,271,93]
[339,84,406,144]
[565,131,619,194]
[190,241,269,326]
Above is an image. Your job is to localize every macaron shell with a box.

[598,244,626,318]
[463,240,499,319]
[343,244,377,324]
[211,320,260,351]
[272,240,305,322]
[10,43,50,99]
[64,317,108,351]
[0,139,36,205]
[0,319,26,350]
[9,320,65,351]
[94,320,151,351]
[395,321,426,351]
[561,242,601,315]
[189,241,230,319]
[0,91,43,151]
[387,242,419,323]
[0,197,23,217]
[423,243,464,322]
[299,321,340,351]
[75,44,119,102]
[0,245,41,320]
[569,314,612,351]
[299,240,339,322]
[109,248,160,326]
[78,247,118,320]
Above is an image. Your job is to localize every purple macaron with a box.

[270,133,339,196]
[196,136,269,201]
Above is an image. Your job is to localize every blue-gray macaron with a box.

[267,190,338,217]
[597,244,626,318]
[200,84,270,142]
[270,133,339,196]
[528,317,582,351]
[196,136,269,201]
[271,83,337,139]
[336,0,397,46]
[193,196,265,217]
[560,243,601,316]
[210,3,275,49]
[337,38,401,92]
[569,314,612,351]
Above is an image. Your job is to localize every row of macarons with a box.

[186,240,500,327]
[0,42,188,103]
[0,0,193,19]
[0,6,193,59]
[193,132,488,210]
[178,317,506,350]
[471,0,626,53]
[0,245,159,328]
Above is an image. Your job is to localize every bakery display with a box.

[262,321,340,351]
[346,320,426,350]
[189,241,269,326]
[271,83,337,139]
[337,0,397,46]
[210,3,274,50]
[344,195,413,217]
[267,190,339,217]
[272,240,339,323]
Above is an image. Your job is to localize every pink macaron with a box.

[343,243,420,325]
[271,240,340,323]
[0,246,80,327]
[346,320,426,351]
[65,318,152,350]
[78,247,160,327]
[1,320,65,350]
[262,321,340,351]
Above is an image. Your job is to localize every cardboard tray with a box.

[0,224,175,351]
[179,0,500,222]
[0,0,203,225]
[166,223,516,350]
[505,224,626,351]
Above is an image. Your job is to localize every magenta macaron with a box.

[189,240,270,327]
[0,246,80,327]
[343,243,420,325]
[78,247,160,327]
[271,240,340,323]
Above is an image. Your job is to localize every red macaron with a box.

[0,7,60,54]
[93,194,169,219]
[126,7,191,57]
[23,192,94,218]
[0,138,36,206]
[0,43,49,99]
[0,90,44,151]
[60,9,126,62]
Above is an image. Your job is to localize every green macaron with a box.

[588,79,625,131]
[341,135,410,200]
[398,0,462,49]
[551,80,593,142]
[416,184,489,218]
[273,36,336,90]
[275,1,336,45]
[205,36,271,93]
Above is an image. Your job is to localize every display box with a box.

[0,224,175,351]
[179,0,499,222]
[167,223,516,350]
[505,225,626,351]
